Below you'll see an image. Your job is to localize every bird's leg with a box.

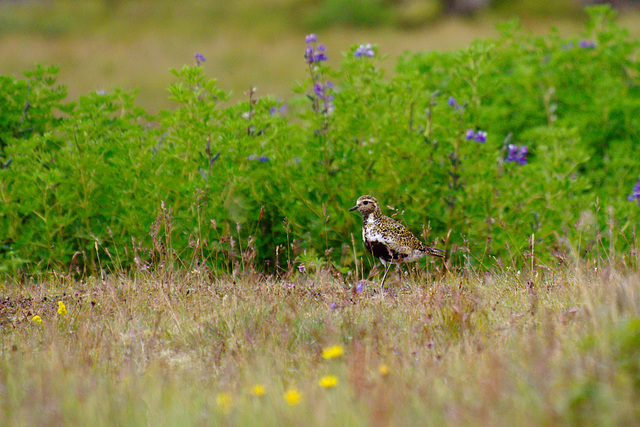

[380,261,391,295]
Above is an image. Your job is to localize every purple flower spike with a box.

[506,144,528,165]
[330,302,338,310]
[465,129,487,143]
[579,39,597,49]
[448,96,458,108]
[354,43,375,58]
[356,283,363,293]
[194,52,206,65]
[313,82,324,97]
[258,156,269,163]
[270,104,288,116]
[305,46,313,58]
[474,130,487,144]
[304,35,328,64]
[312,81,335,115]
[313,52,327,62]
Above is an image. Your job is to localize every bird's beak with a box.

[349,205,357,212]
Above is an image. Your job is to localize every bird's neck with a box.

[363,209,382,224]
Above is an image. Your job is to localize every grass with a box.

[2,261,639,425]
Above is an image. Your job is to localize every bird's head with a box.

[349,195,380,217]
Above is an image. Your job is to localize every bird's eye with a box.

[363,201,369,205]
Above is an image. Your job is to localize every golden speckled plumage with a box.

[349,195,444,289]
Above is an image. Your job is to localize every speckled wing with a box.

[364,218,414,262]
[384,218,429,261]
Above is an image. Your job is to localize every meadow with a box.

[2,262,640,425]
[2,3,640,424]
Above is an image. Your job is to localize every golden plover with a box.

[349,195,444,291]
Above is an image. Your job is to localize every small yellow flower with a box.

[216,392,233,414]
[322,344,343,359]
[318,375,338,388]
[284,388,301,406]
[57,301,67,316]
[378,363,390,377]
[31,315,42,324]
[250,384,266,397]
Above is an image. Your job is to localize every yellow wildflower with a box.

[284,388,301,406]
[318,375,338,388]
[216,392,233,414]
[250,384,266,397]
[378,363,390,377]
[321,344,343,359]
[31,315,42,324]
[57,301,67,316]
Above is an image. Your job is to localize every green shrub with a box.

[1,6,638,277]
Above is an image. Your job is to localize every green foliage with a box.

[391,5,640,266]
[1,6,639,276]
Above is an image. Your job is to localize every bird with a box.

[349,195,445,292]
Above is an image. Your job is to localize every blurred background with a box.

[2,0,640,113]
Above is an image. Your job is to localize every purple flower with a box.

[314,52,327,62]
[628,174,640,206]
[448,96,464,110]
[354,43,375,58]
[194,52,206,65]
[270,104,288,116]
[579,39,597,49]
[312,81,335,115]
[330,302,338,310]
[356,283,363,293]
[506,144,528,165]
[305,35,327,64]
[475,130,487,144]
[298,264,306,273]
[313,82,324,97]
[248,154,269,162]
[465,129,487,143]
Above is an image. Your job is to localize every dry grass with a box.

[2,263,639,425]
